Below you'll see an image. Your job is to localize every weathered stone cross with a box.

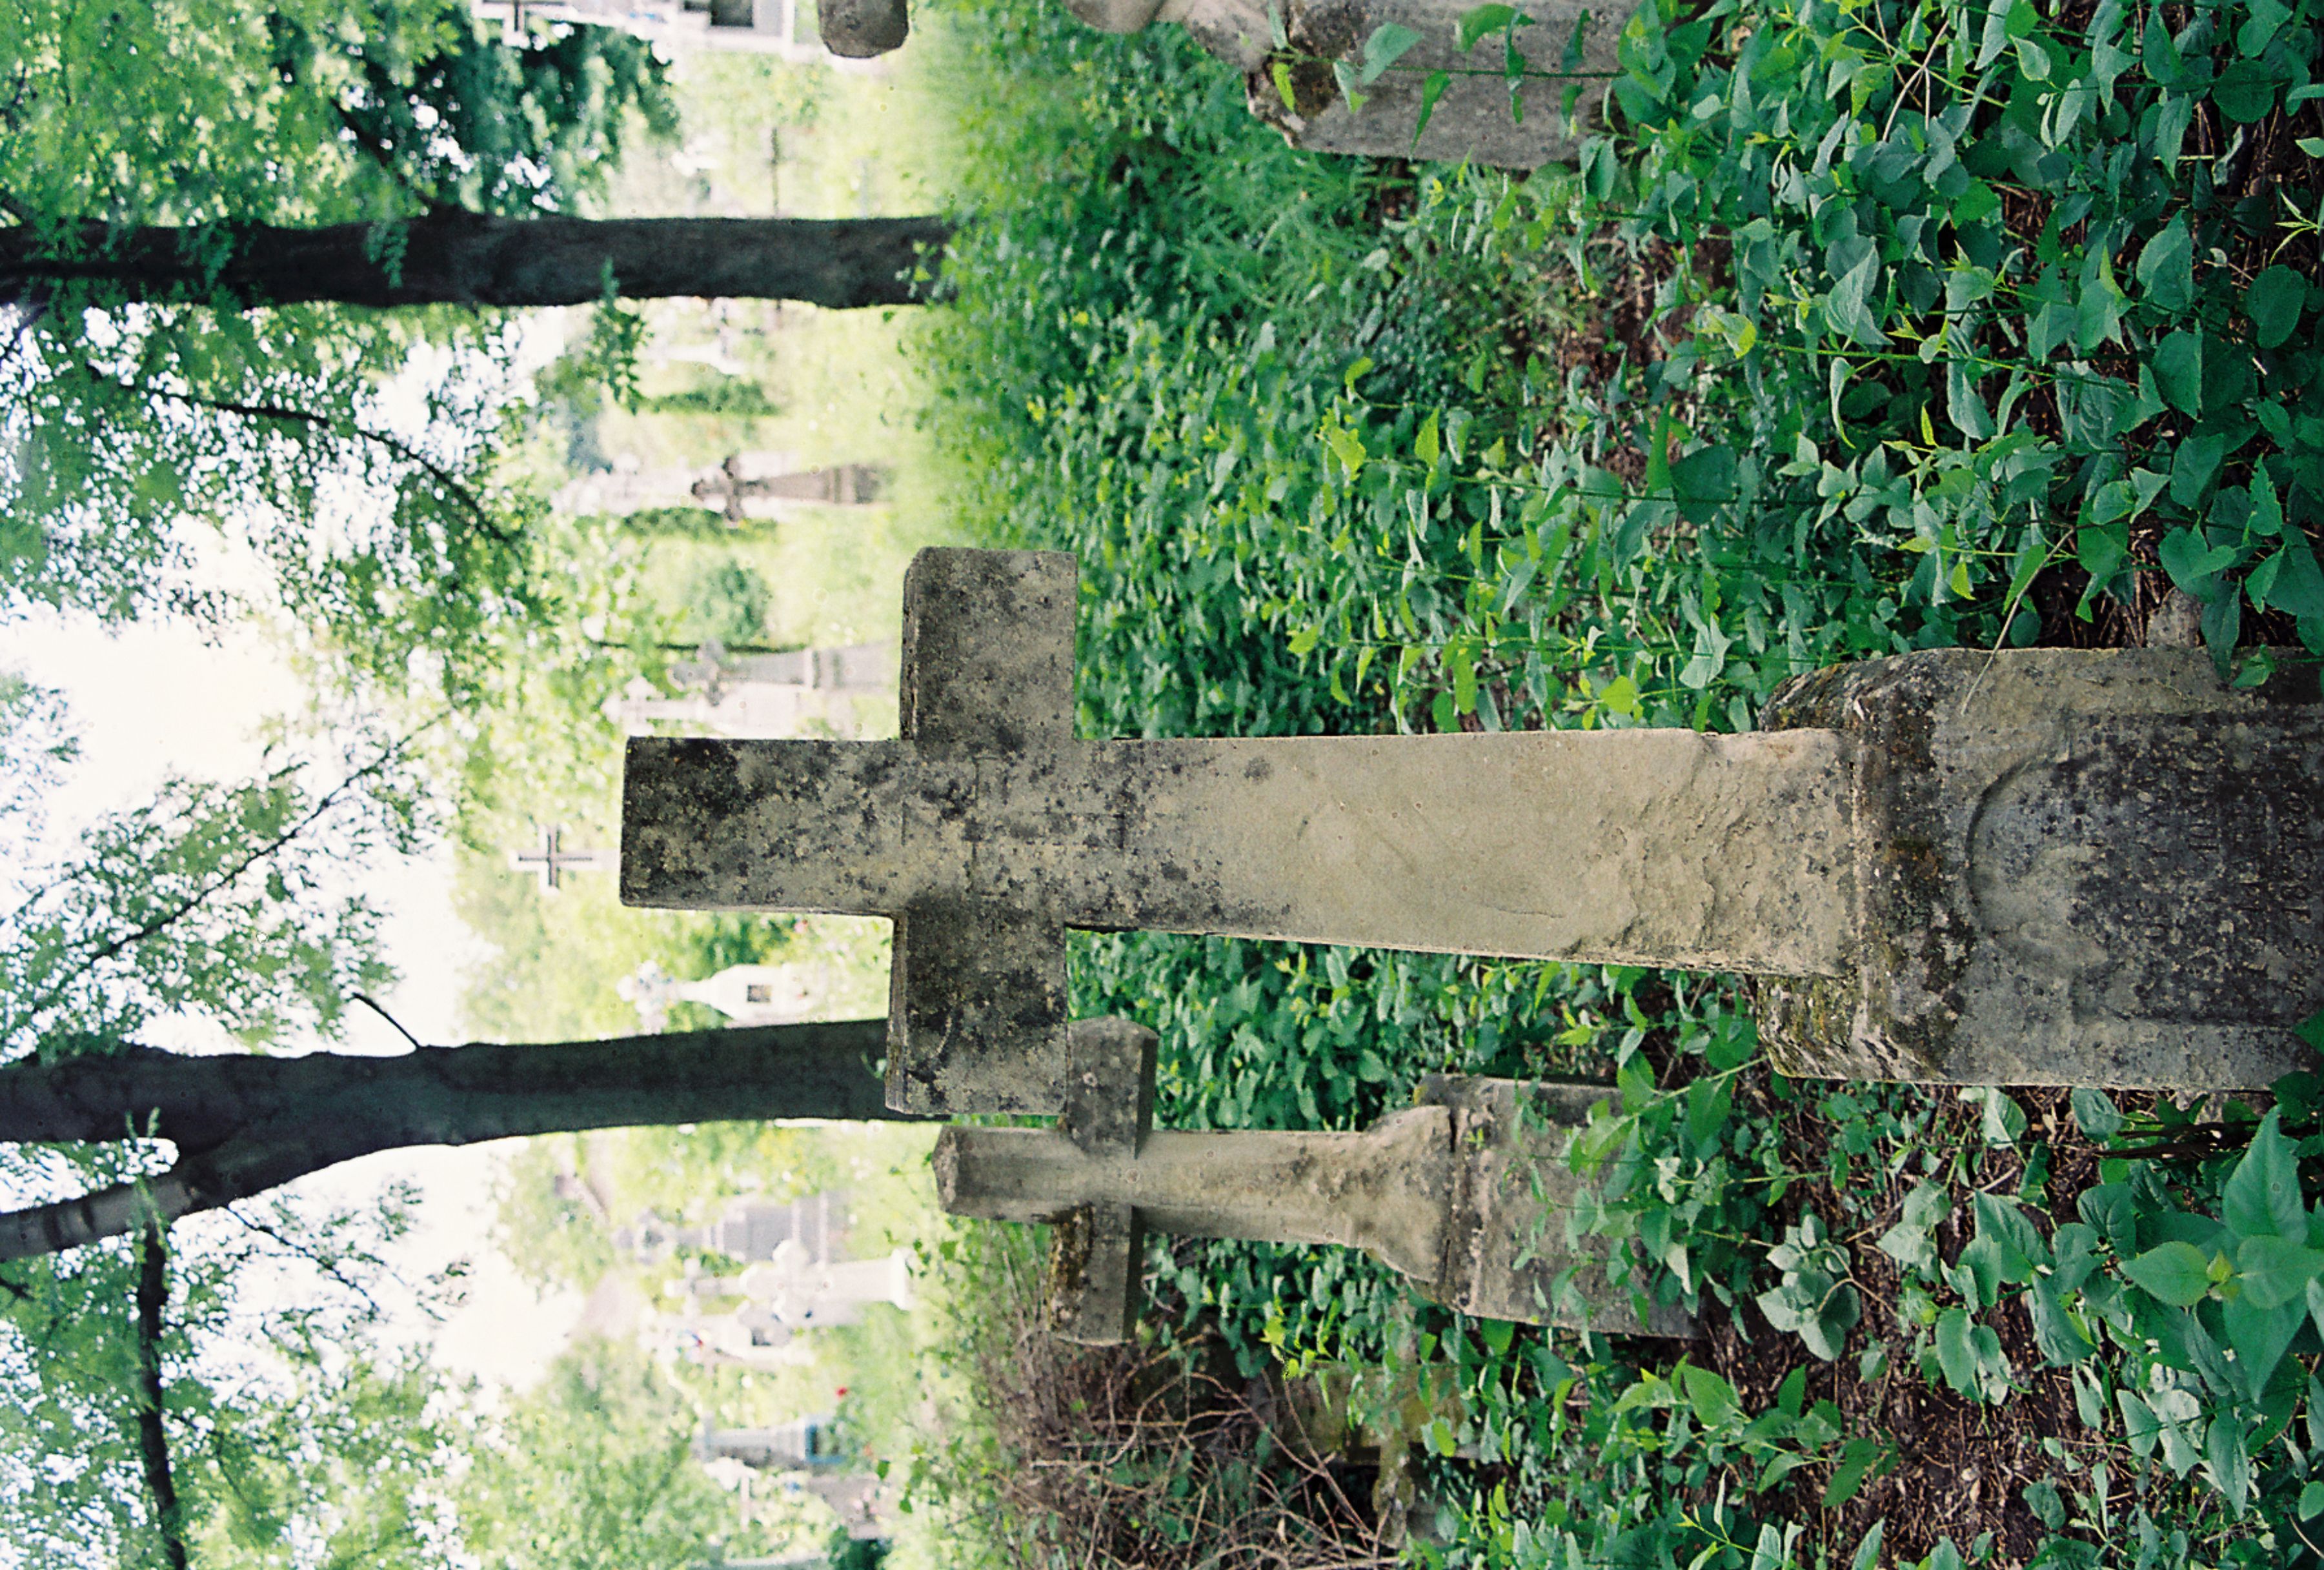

[622,547,2323,1103]
[933,1016,1688,1343]
[623,548,1859,1112]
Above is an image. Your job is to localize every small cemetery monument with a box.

[508,825,616,894]
[619,959,827,1031]
[935,1017,1691,1343]
[609,638,893,741]
[692,456,888,520]
[622,548,2324,1102]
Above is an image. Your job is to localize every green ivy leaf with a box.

[1679,1362,1742,1428]
[1827,253,1886,347]
[2159,526,2238,593]
[2170,431,2228,506]
[1934,1306,1981,1395]
[2134,219,2193,312]
[2070,1087,2123,1139]
[2205,1414,2253,1516]
[2223,1109,2305,1240]
[2254,538,2324,621]
[2247,266,2309,349]
[1456,2,1520,52]
[2154,330,2205,416]
[2124,1240,2215,1305]
[1359,21,1424,83]
[1411,70,1453,144]
[2221,1291,2304,1398]
[1822,1435,1883,1507]
[2027,1276,2096,1365]
[2240,0,2292,54]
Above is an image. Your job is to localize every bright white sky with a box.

[0,601,585,1389]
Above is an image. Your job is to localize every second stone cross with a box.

[622,547,2324,1112]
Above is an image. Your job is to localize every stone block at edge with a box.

[1758,648,2324,1091]
[1417,1076,1696,1339]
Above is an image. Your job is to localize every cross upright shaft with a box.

[625,730,1857,970]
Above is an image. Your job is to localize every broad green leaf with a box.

[2247,266,2308,349]
[1934,1307,1981,1395]
[2236,1234,2324,1309]
[1973,1193,2044,1278]
[2158,526,2238,593]
[2134,219,2192,311]
[2170,431,2227,505]
[1954,1238,2003,1307]
[2205,1414,2252,1516]
[2070,1087,2123,1139]
[1359,21,1424,83]
[1411,69,1455,145]
[2124,1240,2214,1306]
[1877,1219,1936,1273]
[2255,537,2324,621]
[1679,1362,1741,1427]
[2222,1109,2305,1240]
[1776,1365,1807,1418]
[1822,1435,1882,1507]
[1456,2,1520,52]
[2221,1293,2303,1398]
[2239,0,2291,53]
[2117,1389,2161,1457]
[2154,330,2204,416]
[2027,1276,2096,1365]
[1827,253,1885,347]
[2050,1223,2101,1292]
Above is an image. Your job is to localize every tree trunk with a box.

[3,212,952,311]
[0,1019,916,1262]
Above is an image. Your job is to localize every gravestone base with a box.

[1759,649,2324,1091]
[1416,1075,1693,1337]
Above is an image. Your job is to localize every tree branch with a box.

[114,377,519,547]
[136,1221,190,1570]
[11,736,425,1038]
[1,212,953,310]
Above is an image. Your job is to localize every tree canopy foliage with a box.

[0,0,674,698]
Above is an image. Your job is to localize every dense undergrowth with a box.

[910,0,2324,1562]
